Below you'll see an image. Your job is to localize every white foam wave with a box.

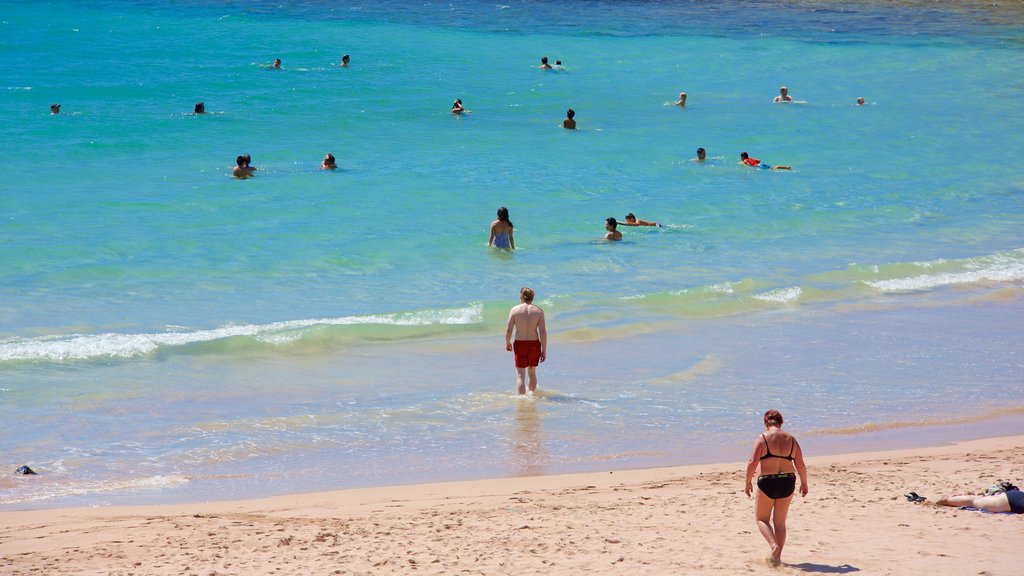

[865,253,1024,292]
[0,304,483,362]
[752,286,803,303]
[0,474,189,505]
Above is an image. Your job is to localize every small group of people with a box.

[774,85,866,107]
[538,56,564,70]
[232,154,256,179]
[231,152,338,177]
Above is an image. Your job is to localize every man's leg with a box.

[516,367,527,395]
[527,366,538,392]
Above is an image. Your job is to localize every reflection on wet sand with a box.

[511,397,547,476]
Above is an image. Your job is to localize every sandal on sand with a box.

[905,492,927,502]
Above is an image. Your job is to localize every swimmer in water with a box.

[321,153,337,170]
[674,92,687,107]
[622,213,660,227]
[451,98,466,114]
[272,58,282,69]
[539,56,553,70]
[233,155,255,179]
[489,206,515,250]
[50,103,60,114]
[693,147,707,162]
[341,54,350,67]
[605,217,623,241]
[562,108,576,130]
[194,102,205,114]
[856,96,865,106]
[773,86,793,103]
[740,152,791,171]
[555,60,563,69]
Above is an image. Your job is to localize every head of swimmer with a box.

[194,102,205,114]
[779,86,788,96]
[697,147,706,160]
[50,103,60,114]
[605,217,618,231]
[624,213,637,223]
[566,108,575,119]
[496,206,512,225]
[520,286,535,303]
[740,152,749,160]
[273,58,281,68]
[764,409,784,428]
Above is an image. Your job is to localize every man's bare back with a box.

[506,303,545,343]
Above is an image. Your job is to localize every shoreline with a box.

[3,434,1022,574]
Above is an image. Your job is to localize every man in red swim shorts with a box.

[505,286,547,395]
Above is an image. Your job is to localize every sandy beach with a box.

[3,435,1021,575]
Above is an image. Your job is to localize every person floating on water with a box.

[555,60,564,69]
[273,58,282,69]
[693,147,707,162]
[320,153,336,170]
[674,92,687,107]
[604,217,623,241]
[451,98,466,115]
[773,85,793,103]
[562,108,576,130]
[505,286,546,395]
[740,152,791,171]
[341,54,350,67]
[194,102,205,114]
[489,206,514,250]
[50,103,60,114]
[745,409,809,567]
[622,213,660,227]
[233,155,255,179]
[856,96,865,106]
[539,56,553,70]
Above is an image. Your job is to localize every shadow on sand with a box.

[787,563,860,574]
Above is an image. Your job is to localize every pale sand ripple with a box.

[1,435,1022,575]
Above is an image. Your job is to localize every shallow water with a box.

[1,0,1023,508]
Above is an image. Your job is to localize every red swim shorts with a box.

[513,340,542,368]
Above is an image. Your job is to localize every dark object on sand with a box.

[15,465,37,475]
[904,491,926,503]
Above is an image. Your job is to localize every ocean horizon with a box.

[2,0,1022,509]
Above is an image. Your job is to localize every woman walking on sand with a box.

[744,409,808,566]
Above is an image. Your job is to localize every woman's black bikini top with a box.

[759,433,794,461]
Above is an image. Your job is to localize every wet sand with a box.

[2,435,1021,575]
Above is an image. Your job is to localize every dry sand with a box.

[2,435,1022,575]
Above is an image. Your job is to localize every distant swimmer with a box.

[693,147,707,162]
[505,286,547,395]
[270,58,281,69]
[451,98,467,115]
[321,153,336,170]
[489,206,515,250]
[233,155,255,179]
[539,56,553,70]
[562,108,576,130]
[50,103,60,114]
[674,92,687,107]
[194,102,205,114]
[605,217,623,241]
[341,54,350,67]
[773,86,793,103]
[740,152,791,171]
[856,96,865,106]
[622,213,660,227]
[555,60,564,69]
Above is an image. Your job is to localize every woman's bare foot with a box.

[769,544,782,566]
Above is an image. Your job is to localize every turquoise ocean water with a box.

[2,0,1023,508]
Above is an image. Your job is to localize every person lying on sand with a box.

[934,481,1024,513]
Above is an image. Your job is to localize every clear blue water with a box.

[1,0,1023,508]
